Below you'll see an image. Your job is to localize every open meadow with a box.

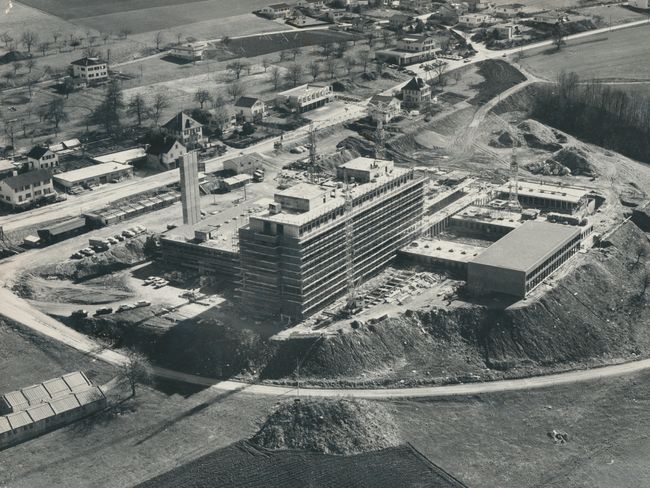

[520,24,650,82]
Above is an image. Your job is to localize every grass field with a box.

[520,24,650,82]
[17,0,284,34]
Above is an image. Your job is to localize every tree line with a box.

[532,71,650,164]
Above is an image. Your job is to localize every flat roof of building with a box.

[451,205,523,229]
[276,182,327,201]
[53,162,132,185]
[338,157,392,173]
[93,147,146,164]
[0,159,15,172]
[253,165,417,228]
[277,83,330,97]
[401,238,484,263]
[470,221,581,273]
[499,180,590,204]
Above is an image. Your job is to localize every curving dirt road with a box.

[1,285,649,399]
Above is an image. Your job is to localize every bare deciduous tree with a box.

[227,80,244,101]
[269,66,282,91]
[194,88,212,109]
[308,60,321,81]
[127,94,149,126]
[285,63,303,87]
[119,351,153,398]
[151,92,170,127]
[261,57,271,72]
[21,31,38,53]
[226,60,247,80]
[325,58,339,80]
[153,31,165,50]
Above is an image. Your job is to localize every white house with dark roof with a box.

[70,57,108,83]
[146,138,187,169]
[161,112,205,148]
[401,77,431,108]
[258,3,294,18]
[0,169,54,208]
[26,145,59,171]
[234,96,266,122]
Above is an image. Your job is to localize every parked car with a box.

[107,237,119,245]
[80,248,95,256]
[122,230,136,238]
[113,234,125,242]
[70,252,83,260]
[116,304,134,313]
[134,300,151,308]
[94,307,113,316]
[71,309,88,318]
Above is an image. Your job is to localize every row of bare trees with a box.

[532,71,650,163]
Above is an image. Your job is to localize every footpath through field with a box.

[2,284,650,399]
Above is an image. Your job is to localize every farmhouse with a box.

[234,96,266,122]
[258,3,294,18]
[146,139,187,169]
[276,83,334,113]
[70,57,108,84]
[223,153,265,175]
[53,162,133,189]
[26,145,59,170]
[401,77,431,108]
[162,112,206,148]
[0,169,54,209]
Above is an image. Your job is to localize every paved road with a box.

[1,285,648,399]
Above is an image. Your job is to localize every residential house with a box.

[490,23,520,39]
[401,77,431,108]
[276,83,334,113]
[492,3,525,18]
[26,146,59,171]
[375,34,441,66]
[431,3,460,24]
[146,139,187,169]
[70,57,108,84]
[162,112,206,149]
[296,0,326,8]
[258,3,294,18]
[350,17,378,33]
[0,169,54,209]
[458,13,498,26]
[389,13,417,30]
[401,0,434,11]
[369,94,402,123]
[234,97,266,123]
[170,42,207,62]
[207,107,237,135]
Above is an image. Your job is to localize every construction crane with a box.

[507,141,522,212]
[368,99,390,160]
[343,169,359,312]
[308,122,318,183]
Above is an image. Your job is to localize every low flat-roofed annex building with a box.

[467,220,587,298]
[276,83,333,113]
[498,180,594,214]
[53,162,133,189]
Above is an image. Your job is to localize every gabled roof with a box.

[162,112,202,132]
[269,3,292,9]
[1,169,51,190]
[71,57,106,67]
[235,96,262,109]
[26,146,50,160]
[146,138,184,156]
[370,94,399,106]
[402,77,428,91]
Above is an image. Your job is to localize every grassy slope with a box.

[393,369,650,488]
[0,317,115,392]
[520,25,650,82]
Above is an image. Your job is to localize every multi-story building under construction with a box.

[238,157,426,322]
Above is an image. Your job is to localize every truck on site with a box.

[89,238,110,251]
[253,168,265,182]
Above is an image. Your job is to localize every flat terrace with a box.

[498,180,591,205]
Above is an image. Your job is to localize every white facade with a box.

[71,57,108,83]
[170,42,206,61]
[276,84,334,113]
[629,0,650,8]
[0,169,54,208]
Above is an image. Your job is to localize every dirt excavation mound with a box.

[336,136,375,157]
[489,130,515,148]
[550,146,596,176]
[518,119,564,152]
[251,399,400,455]
[265,221,650,385]
[525,159,571,177]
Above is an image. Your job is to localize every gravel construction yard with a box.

[520,24,650,83]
